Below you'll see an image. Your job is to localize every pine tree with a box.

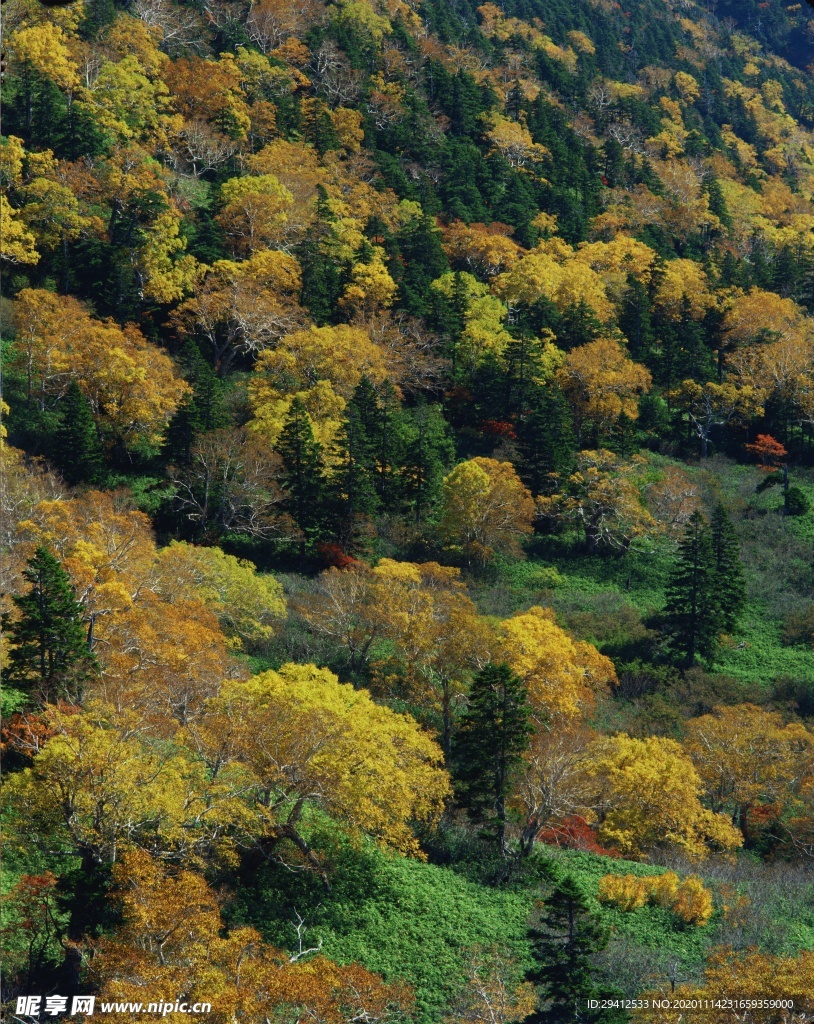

[371,380,408,509]
[164,342,227,466]
[618,276,654,360]
[527,875,624,1024]
[709,503,746,633]
[663,510,721,665]
[3,546,97,704]
[401,403,455,525]
[53,381,105,486]
[517,385,575,496]
[276,397,327,557]
[452,662,533,857]
[330,394,381,555]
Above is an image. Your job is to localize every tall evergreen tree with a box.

[276,398,327,557]
[53,381,105,486]
[527,875,624,1024]
[618,276,654,360]
[164,341,227,466]
[330,395,381,555]
[709,502,746,633]
[401,402,454,524]
[516,385,575,495]
[3,546,97,704]
[663,510,721,665]
[452,662,533,857]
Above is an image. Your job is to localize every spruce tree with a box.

[276,397,327,557]
[663,511,721,665]
[370,379,408,509]
[3,546,96,704]
[330,396,381,554]
[401,403,454,525]
[452,662,533,857]
[527,875,624,1024]
[618,276,654,360]
[164,342,227,466]
[517,385,575,495]
[709,503,746,633]
[53,381,104,486]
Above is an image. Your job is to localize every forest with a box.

[3,0,814,1019]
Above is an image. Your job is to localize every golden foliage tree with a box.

[498,606,616,724]
[683,704,814,839]
[370,558,494,754]
[249,324,391,449]
[10,289,189,449]
[13,491,237,729]
[186,664,450,865]
[171,250,306,375]
[637,948,814,1023]
[155,541,286,650]
[556,337,651,442]
[439,458,535,564]
[585,734,743,858]
[3,702,256,870]
[88,850,413,1024]
[537,449,655,554]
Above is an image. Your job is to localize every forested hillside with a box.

[3,0,814,1019]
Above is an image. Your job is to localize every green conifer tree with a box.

[3,546,97,704]
[53,381,105,486]
[527,875,624,1024]
[401,403,455,525]
[663,510,721,665]
[276,397,327,557]
[164,342,227,466]
[618,276,654,360]
[330,396,381,554]
[517,385,575,495]
[452,662,533,858]
[709,503,746,633]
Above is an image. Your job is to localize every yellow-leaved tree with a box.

[249,324,391,449]
[494,240,614,322]
[11,491,237,729]
[585,734,743,858]
[499,606,616,857]
[556,337,651,442]
[536,449,656,554]
[10,289,189,450]
[498,606,616,724]
[637,948,814,1023]
[370,558,494,755]
[185,664,450,874]
[683,704,814,841]
[171,249,306,375]
[155,541,286,651]
[431,272,514,370]
[87,850,413,1024]
[2,702,258,872]
[215,173,294,254]
[439,458,535,564]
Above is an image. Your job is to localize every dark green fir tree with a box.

[709,503,746,633]
[452,662,533,858]
[3,546,97,704]
[53,381,105,486]
[663,510,721,665]
[330,396,381,555]
[276,397,327,557]
[516,385,575,495]
[527,875,625,1024]
[164,341,227,466]
[401,402,455,525]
